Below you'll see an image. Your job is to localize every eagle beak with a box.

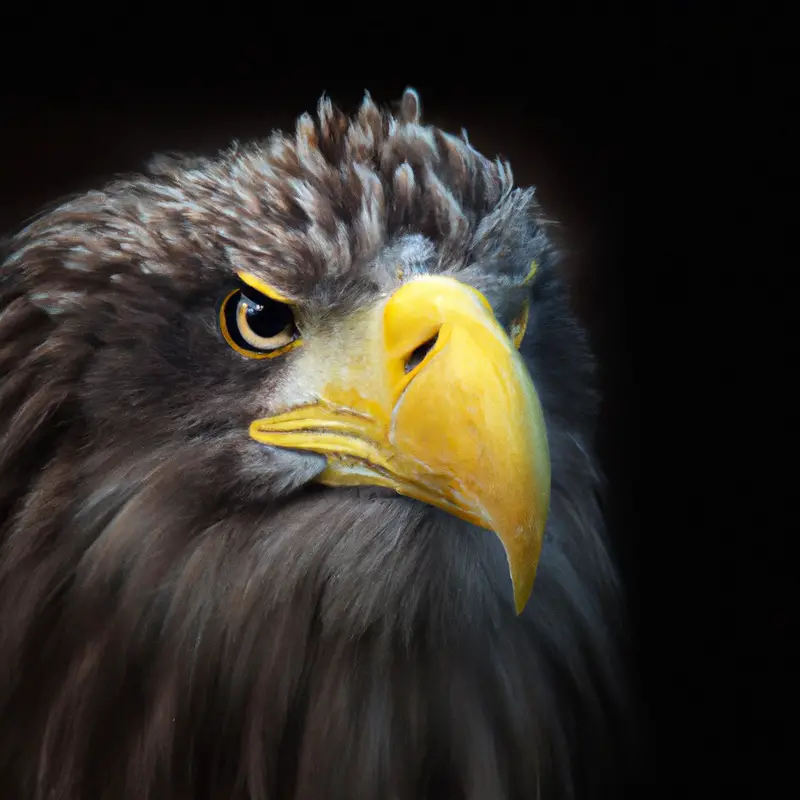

[249,276,550,613]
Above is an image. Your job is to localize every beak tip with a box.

[507,546,540,615]
[512,581,533,615]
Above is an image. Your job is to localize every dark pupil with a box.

[242,294,293,339]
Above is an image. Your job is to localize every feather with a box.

[0,90,633,799]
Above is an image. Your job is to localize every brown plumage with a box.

[0,90,630,799]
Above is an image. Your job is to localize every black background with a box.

[0,15,783,798]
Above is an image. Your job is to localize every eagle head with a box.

[0,89,628,799]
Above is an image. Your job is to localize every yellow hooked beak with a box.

[249,276,550,613]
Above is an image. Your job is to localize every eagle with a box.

[0,89,631,799]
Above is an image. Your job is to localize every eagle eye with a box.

[219,285,301,359]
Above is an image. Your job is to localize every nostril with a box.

[405,331,439,373]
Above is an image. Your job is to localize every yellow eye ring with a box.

[506,260,538,348]
[523,259,539,285]
[219,288,302,359]
[509,298,530,350]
